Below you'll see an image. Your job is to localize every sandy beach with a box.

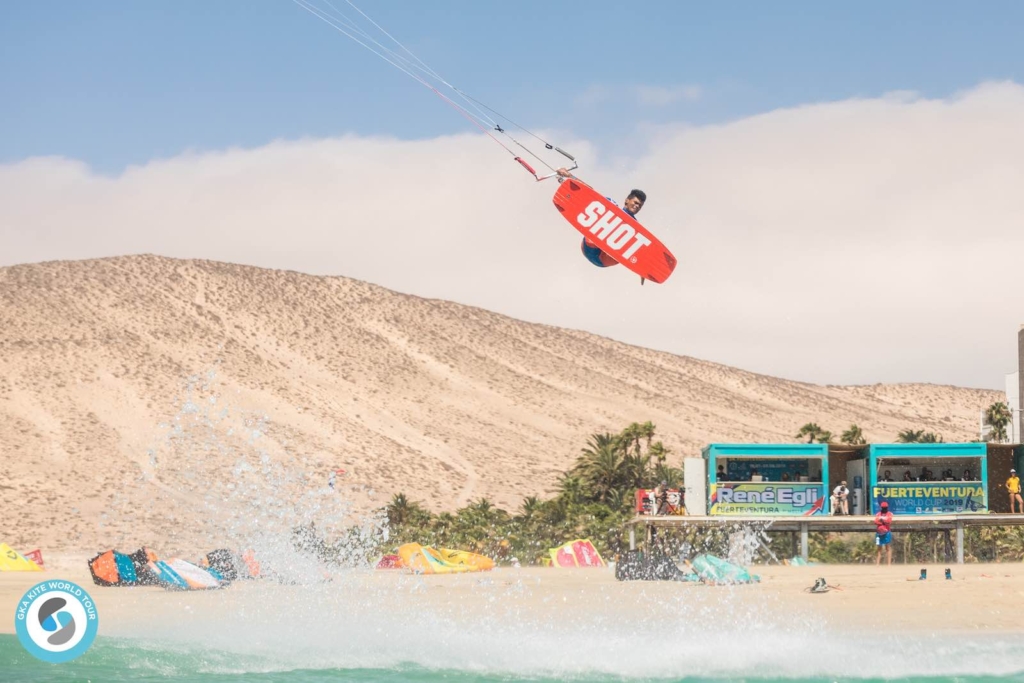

[5,557,1024,637]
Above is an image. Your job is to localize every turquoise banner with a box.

[873,483,987,514]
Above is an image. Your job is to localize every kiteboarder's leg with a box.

[580,238,618,268]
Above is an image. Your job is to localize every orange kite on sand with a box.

[396,543,495,574]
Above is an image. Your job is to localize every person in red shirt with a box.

[875,501,894,566]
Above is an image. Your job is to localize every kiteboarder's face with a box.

[624,195,644,215]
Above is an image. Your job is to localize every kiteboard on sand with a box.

[552,180,677,284]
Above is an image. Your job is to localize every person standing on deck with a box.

[875,501,894,566]
[1008,469,1023,513]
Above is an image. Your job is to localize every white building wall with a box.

[1008,371,1021,444]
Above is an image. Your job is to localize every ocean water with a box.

[4,632,1024,683]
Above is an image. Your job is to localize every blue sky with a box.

[2,0,1022,174]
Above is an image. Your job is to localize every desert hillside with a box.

[0,255,1001,552]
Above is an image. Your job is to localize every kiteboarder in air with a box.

[556,167,647,269]
[296,0,675,284]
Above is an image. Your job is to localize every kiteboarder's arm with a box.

[531,166,573,182]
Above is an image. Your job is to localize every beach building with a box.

[1019,325,1024,443]
[865,443,988,515]
[687,440,1023,518]
[634,441,1024,563]
[1007,371,1021,444]
[703,443,828,516]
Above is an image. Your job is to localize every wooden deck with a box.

[624,513,1024,563]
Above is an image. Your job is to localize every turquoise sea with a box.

[4,633,1024,683]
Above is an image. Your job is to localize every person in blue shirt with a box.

[557,167,647,268]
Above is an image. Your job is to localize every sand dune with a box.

[0,255,1001,553]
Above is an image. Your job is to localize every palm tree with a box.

[616,424,653,487]
[387,493,423,526]
[621,423,644,459]
[555,473,584,505]
[471,498,494,515]
[841,424,866,446]
[985,402,1013,443]
[520,496,541,518]
[577,441,629,502]
[435,511,456,530]
[648,441,671,467]
[580,432,619,459]
[990,422,1009,443]
[796,423,829,443]
[640,421,657,452]
[897,429,925,443]
[626,449,653,489]
[919,432,944,443]
[606,487,627,512]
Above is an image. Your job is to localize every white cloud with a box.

[576,83,703,108]
[2,82,1023,389]
[634,84,702,106]
[574,84,612,107]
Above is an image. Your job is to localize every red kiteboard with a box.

[552,179,677,284]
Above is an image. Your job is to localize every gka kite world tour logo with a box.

[15,579,98,663]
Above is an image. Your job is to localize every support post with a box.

[629,526,636,551]
[800,522,809,561]
[956,520,964,564]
